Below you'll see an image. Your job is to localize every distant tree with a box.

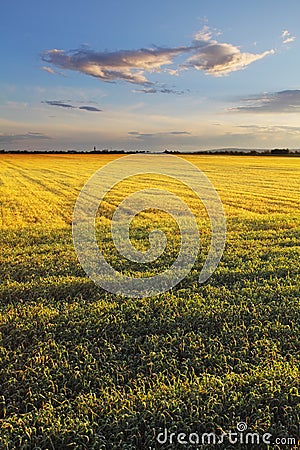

[271,148,290,155]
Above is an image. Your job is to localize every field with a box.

[0,154,299,449]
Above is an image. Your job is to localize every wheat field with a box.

[0,154,299,449]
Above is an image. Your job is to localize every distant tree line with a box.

[164,148,299,156]
[0,149,143,155]
[0,148,299,156]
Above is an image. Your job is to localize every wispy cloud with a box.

[40,26,274,85]
[128,130,191,138]
[132,87,187,95]
[43,100,74,109]
[42,66,56,74]
[229,90,300,113]
[42,100,102,112]
[237,124,300,134]
[194,25,214,42]
[281,30,296,45]
[41,66,65,76]
[78,105,102,111]
[0,132,51,143]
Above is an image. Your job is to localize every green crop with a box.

[0,154,299,449]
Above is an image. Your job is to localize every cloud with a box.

[282,30,296,45]
[42,100,102,112]
[237,124,300,136]
[0,132,51,143]
[194,25,213,42]
[41,46,186,85]
[132,87,186,95]
[43,100,75,109]
[186,29,275,76]
[42,66,56,74]
[40,25,274,84]
[78,105,102,111]
[128,130,191,138]
[41,66,65,76]
[229,90,300,113]
[238,124,300,131]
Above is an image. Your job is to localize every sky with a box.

[1,0,300,151]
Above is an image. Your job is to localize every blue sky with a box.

[1,0,300,151]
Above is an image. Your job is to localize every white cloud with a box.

[281,29,296,45]
[194,25,213,42]
[283,36,295,44]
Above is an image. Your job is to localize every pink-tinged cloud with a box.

[40,26,275,85]
[41,47,186,85]
[187,28,275,76]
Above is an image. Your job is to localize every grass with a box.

[0,154,299,449]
